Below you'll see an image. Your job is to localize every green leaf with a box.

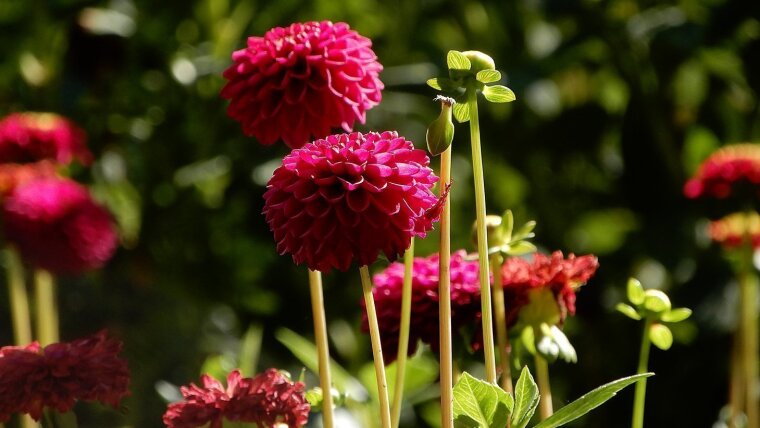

[452,372,513,428]
[428,77,460,92]
[448,50,471,71]
[238,324,263,377]
[615,303,642,321]
[482,85,516,103]
[643,290,671,314]
[649,323,673,350]
[661,308,692,323]
[427,78,442,90]
[511,367,539,428]
[453,102,470,123]
[512,220,536,241]
[476,69,501,84]
[501,210,515,241]
[626,278,645,305]
[533,373,653,428]
[506,241,537,256]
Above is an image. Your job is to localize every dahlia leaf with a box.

[448,50,472,71]
[476,69,501,84]
[452,372,512,428]
[511,366,539,428]
[482,85,516,103]
[615,303,641,321]
[626,278,645,305]
[660,307,692,323]
[453,102,471,123]
[533,373,652,428]
[649,323,673,350]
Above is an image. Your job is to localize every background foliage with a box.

[1,0,759,426]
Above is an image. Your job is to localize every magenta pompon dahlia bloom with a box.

[709,212,760,250]
[163,369,310,428]
[684,143,760,200]
[221,21,384,149]
[0,112,92,165]
[3,178,119,274]
[0,331,130,422]
[361,250,481,362]
[0,160,59,197]
[263,131,440,272]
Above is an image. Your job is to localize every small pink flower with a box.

[221,21,384,148]
[263,131,439,272]
[362,250,481,362]
[3,178,119,274]
[0,331,130,422]
[163,369,310,428]
[709,212,760,249]
[0,113,92,165]
[684,143,760,200]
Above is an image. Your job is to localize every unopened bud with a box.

[462,50,496,73]
[426,96,455,156]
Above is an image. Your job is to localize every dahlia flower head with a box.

[684,143,760,200]
[0,331,130,422]
[3,178,119,274]
[0,160,58,198]
[263,131,440,272]
[163,368,310,428]
[222,21,384,149]
[361,250,481,362]
[501,251,599,329]
[0,112,92,165]
[709,211,760,249]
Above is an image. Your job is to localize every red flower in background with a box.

[163,369,309,428]
[263,131,439,272]
[0,113,92,166]
[221,21,383,148]
[0,331,130,422]
[3,178,119,274]
[709,212,760,249]
[362,250,481,362]
[0,161,59,197]
[684,143,760,200]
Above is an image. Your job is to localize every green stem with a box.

[467,87,496,383]
[34,269,59,346]
[490,253,512,397]
[391,238,414,428]
[728,326,744,428]
[438,147,454,428]
[632,317,653,428]
[535,354,553,420]
[739,244,759,428]
[5,248,31,345]
[360,265,391,428]
[308,269,334,428]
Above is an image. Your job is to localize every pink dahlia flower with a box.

[163,369,310,428]
[0,161,58,197]
[0,331,130,422]
[709,212,760,249]
[0,112,92,165]
[3,178,119,274]
[684,144,760,200]
[361,250,481,362]
[263,131,440,272]
[221,21,384,148]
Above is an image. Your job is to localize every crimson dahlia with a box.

[0,331,129,422]
[709,212,760,249]
[684,143,760,200]
[3,178,119,274]
[221,21,383,148]
[263,131,439,272]
[0,112,92,165]
[163,369,310,428]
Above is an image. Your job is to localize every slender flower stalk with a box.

[535,354,553,420]
[34,269,59,345]
[391,239,414,428]
[490,253,512,395]
[738,241,759,428]
[360,265,391,428]
[307,269,334,428]
[438,147,453,428]
[632,318,653,428]
[467,86,496,383]
[728,330,744,428]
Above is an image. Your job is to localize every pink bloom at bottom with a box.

[163,369,310,428]
[0,331,130,422]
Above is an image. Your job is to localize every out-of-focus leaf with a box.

[661,308,692,323]
[238,324,263,377]
[616,303,642,321]
[627,278,645,305]
[649,324,673,350]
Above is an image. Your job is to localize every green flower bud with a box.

[426,96,455,156]
[462,50,496,73]
[471,215,506,249]
[643,289,671,314]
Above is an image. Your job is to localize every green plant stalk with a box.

[490,253,513,397]
[728,327,744,428]
[467,87,497,383]
[535,353,553,420]
[360,265,392,428]
[308,269,334,428]
[739,244,759,428]
[438,147,454,428]
[6,248,31,345]
[391,238,414,428]
[34,269,59,345]
[632,317,653,428]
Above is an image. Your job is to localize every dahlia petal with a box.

[346,189,371,212]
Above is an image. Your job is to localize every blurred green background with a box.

[1,0,759,426]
